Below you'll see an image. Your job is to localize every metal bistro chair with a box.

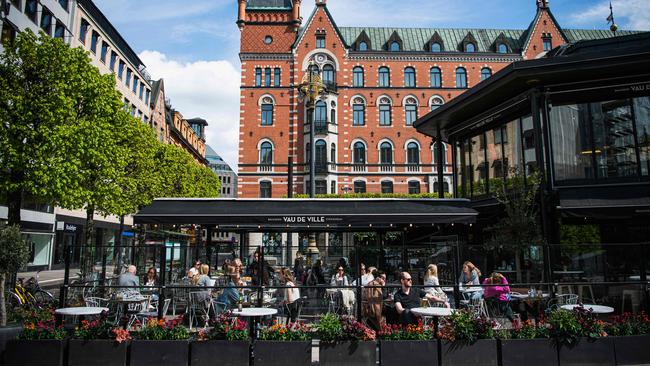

[546,294,579,312]
[188,291,212,330]
[126,296,151,329]
[135,298,171,324]
[171,285,190,316]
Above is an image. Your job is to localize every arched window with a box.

[353,66,364,87]
[330,101,336,124]
[378,67,390,87]
[456,67,467,88]
[390,41,400,52]
[433,181,450,193]
[352,97,365,126]
[465,43,476,52]
[315,100,327,123]
[322,64,335,85]
[308,64,319,75]
[330,143,336,164]
[261,96,274,125]
[497,43,508,54]
[260,181,272,198]
[430,67,441,88]
[431,42,441,52]
[432,142,447,166]
[430,96,444,111]
[353,142,366,165]
[404,97,418,126]
[354,180,366,193]
[407,142,420,165]
[380,142,393,165]
[408,180,420,194]
[358,41,368,51]
[381,181,394,194]
[378,97,392,126]
[315,139,327,168]
[481,67,492,81]
[260,141,273,166]
[404,67,416,87]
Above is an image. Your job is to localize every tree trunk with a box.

[82,205,96,278]
[0,273,6,327]
[515,248,522,283]
[6,189,23,227]
[114,215,124,275]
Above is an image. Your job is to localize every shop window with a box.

[260,181,272,198]
[354,180,366,193]
[408,181,420,194]
[381,181,393,194]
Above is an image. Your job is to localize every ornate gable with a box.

[493,32,512,53]
[384,31,403,51]
[352,30,372,51]
[460,32,478,52]
[425,31,445,52]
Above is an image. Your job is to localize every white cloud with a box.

[94,0,227,24]
[139,51,241,170]
[571,0,650,30]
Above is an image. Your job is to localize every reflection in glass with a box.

[471,134,487,196]
[633,97,650,176]
[591,100,637,178]
[550,104,594,181]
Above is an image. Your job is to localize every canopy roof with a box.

[134,198,478,230]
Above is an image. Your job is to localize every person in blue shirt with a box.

[216,267,243,311]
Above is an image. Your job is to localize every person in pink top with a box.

[483,272,514,321]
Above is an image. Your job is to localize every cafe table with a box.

[231,307,278,339]
[411,307,454,334]
[55,306,109,326]
[560,304,614,314]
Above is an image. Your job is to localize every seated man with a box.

[393,271,441,325]
[117,265,140,296]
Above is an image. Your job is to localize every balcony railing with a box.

[259,164,273,172]
[315,164,328,174]
[314,120,328,135]
[323,81,337,92]
[352,164,367,172]
[407,164,421,172]
[380,164,394,172]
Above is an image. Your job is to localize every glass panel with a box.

[503,119,524,177]
[471,134,487,196]
[353,104,365,126]
[381,181,393,193]
[634,96,650,176]
[486,127,503,187]
[550,104,594,181]
[591,100,637,179]
[379,104,391,126]
[521,116,537,177]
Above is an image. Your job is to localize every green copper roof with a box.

[246,0,292,10]
[338,26,641,53]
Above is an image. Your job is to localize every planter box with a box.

[130,340,189,366]
[3,339,65,366]
[68,339,127,366]
[0,324,22,364]
[319,341,376,366]
[380,340,438,366]
[557,337,615,366]
[612,335,650,366]
[440,339,498,366]
[500,339,558,366]
[255,341,310,366]
[191,340,250,366]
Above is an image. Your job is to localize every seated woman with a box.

[279,268,301,323]
[482,272,514,321]
[216,268,243,311]
[424,264,449,307]
[330,265,349,286]
[459,261,483,300]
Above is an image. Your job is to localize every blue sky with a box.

[93,0,650,169]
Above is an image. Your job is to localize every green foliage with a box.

[607,312,650,336]
[135,317,189,340]
[19,307,66,340]
[154,143,220,198]
[291,192,453,199]
[547,308,606,345]
[0,225,30,275]
[201,312,249,341]
[259,320,312,341]
[378,322,434,340]
[510,319,550,339]
[316,313,343,343]
[437,309,495,343]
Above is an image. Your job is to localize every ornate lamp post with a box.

[298,61,325,264]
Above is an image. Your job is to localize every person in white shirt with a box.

[187,260,201,279]
[330,265,349,287]
[279,268,301,323]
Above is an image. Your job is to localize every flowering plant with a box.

[378,321,434,341]
[19,307,66,340]
[607,312,650,336]
[73,313,131,343]
[135,316,189,340]
[199,312,248,341]
[547,308,606,345]
[509,319,550,339]
[316,313,376,343]
[341,315,376,341]
[259,320,312,341]
[437,309,495,343]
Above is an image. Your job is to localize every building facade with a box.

[166,109,208,165]
[206,145,238,198]
[236,0,638,198]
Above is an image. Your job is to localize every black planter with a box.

[68,339,127,366]
[612,335,650,366]
[130,340,189,366]
[440,339,498,366]
[380,340,438,366]
[557,337,615,366]
[3,339,65,366]
[255,341,310,366]
[0,324,22,365]
[319,341,376,366]
[500,339,558,366]
[191,340,250,366]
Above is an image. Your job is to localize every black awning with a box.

[557,185,650,220]
[134,198,478,230]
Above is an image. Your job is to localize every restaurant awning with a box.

[557,186,650,220]
[134,198,478,230]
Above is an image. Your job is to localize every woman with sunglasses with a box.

[330,265,349,287]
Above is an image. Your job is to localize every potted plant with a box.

[548,308,614,366]
[378,321,437,366]
[255,320,312,366]
[130,316,189,366]
[4,308,67,366]
[68,314,130,366]
[500,319,556,366]
[606,312,650,365]
[437,309,498,366]
[0,224,31,362]
[317,313,376,366]
[191,312,250,366]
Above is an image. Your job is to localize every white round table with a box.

[560,304,614,314]
[461,287,483,293]
[411,307,454,317]
[55,307,109,316]
[232,307,278,339]
[511,293,549,300]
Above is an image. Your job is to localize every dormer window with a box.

[390,41,400,52]
[358,41,368,51]
[431,42,441,52]
[465,43,476,52]
[497,43,508,53]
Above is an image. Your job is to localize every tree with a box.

[155,143,220,198]
[0,225,30,326]
[0,31,103,227]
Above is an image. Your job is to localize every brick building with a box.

[236,0,637,198]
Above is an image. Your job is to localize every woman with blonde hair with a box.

[194,264,212,286]
[424,264,448,305]
[279,267,301,323]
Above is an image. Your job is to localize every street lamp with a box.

[298,61,325,198]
